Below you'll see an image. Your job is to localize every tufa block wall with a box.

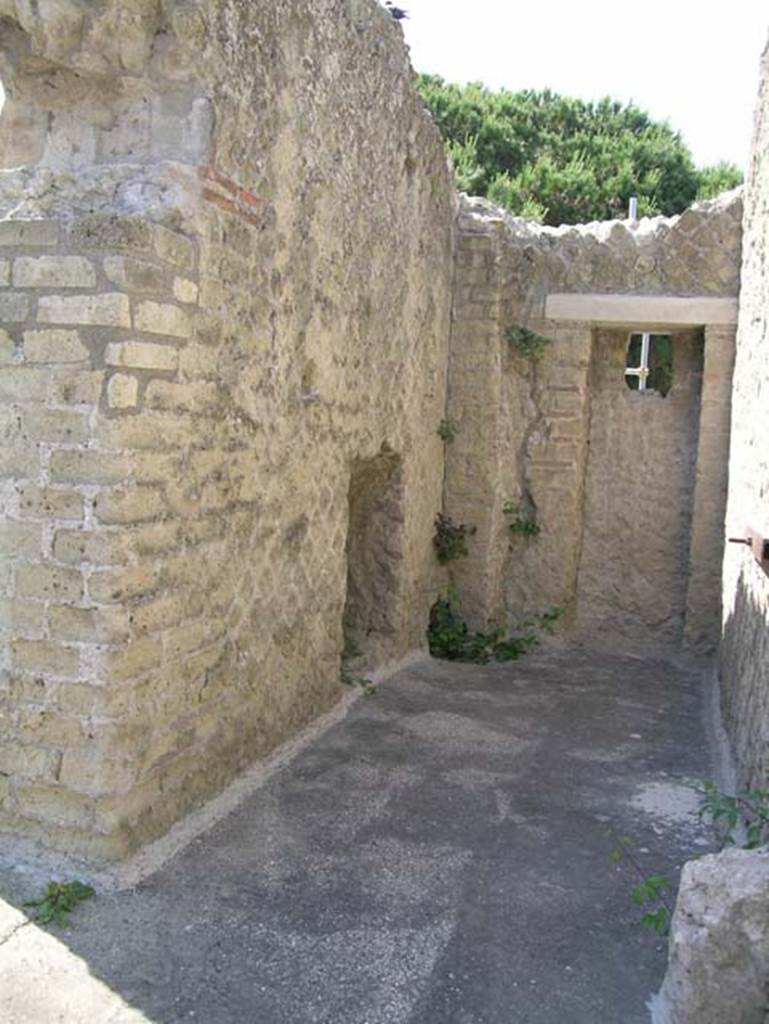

[720,38,769,789]
[0,0,455,861]
[447,194,741,649]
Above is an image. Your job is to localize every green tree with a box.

[417,75,743,225]
[695,160,744,200]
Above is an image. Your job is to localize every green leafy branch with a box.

[503,500,541,537]
[608,832,673,936]
[698,780,769,849]
[504,325,552,360]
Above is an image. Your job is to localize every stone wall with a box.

[0,0,455,861]
[447,194,742,648]
[575,328,702,646]
[720,38,769,789]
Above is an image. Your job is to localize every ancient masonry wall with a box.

[0,0,455,861]
[447,194,741,649]
[720,39,769,789]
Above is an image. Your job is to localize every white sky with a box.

[400,1,768,169]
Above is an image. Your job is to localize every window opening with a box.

[624,332,673,396]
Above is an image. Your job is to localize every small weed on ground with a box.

[24,880,95,927]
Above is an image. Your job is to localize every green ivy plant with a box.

[437,418,458,444]
[698,780,769,849]
[503,500,541,537]
[24,880,95,927]
[433,513,476,564]
[427,596,562,664]
[504,325,552,360]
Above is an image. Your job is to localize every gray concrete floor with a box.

[0,649,718,1024]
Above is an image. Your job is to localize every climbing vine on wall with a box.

[505,324,552,360]
[503,499,541,537]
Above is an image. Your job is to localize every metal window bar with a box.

[625,331,651,392]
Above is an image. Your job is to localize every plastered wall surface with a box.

[447,194,741,645]
[575,329,702,648]
[720,39,769,789]
[0,0,455,861]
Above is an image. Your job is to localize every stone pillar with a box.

[522,321,594,627]
[683,324,736,651]
[444,217,506,630]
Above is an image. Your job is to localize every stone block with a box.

[0,444,40,481]
[53,528,131,566]
[98,412,193,450]
[87,565,158,604]
[49,604,130,644]
[94,486,165,524]
[16,563,83,603]
[0,220,58,247]
[145,379,219,412]
[0,293,31,322]
[133,301,191,338]
[100,637,162,682]
[38,293,131,327]
[106,374,139,409]
[173,277,199,304]
[105,340,179,371]
[17,708,83,749]
[16,485,84,521]
[49,449,131,485]
[130,593,188,635]
[23,328,89,363]
[22,407,88,444]
[0,597,45,637]
[11,639,80,676]
[133,521,181,555]
[0,329,15,364]
[152,226,196,272]
[59,748,137,797]
[103,256,169,294]
[652,848,769,1024]
[0,367,49,402]
[13,256,96,289]
[0,520,42,560]
[51,369,104,405]
[0,743,59,781]
[15,783,92,829]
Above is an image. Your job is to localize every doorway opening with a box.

[342,450,404,669]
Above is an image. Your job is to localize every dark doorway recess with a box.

[343,449,405,668]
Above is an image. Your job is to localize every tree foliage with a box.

[417,75,743,226]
